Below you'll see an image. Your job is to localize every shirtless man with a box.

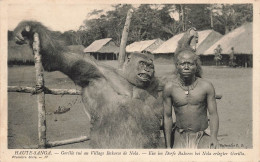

[163,50,219,149]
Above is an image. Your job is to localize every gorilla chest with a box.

[82,80,163,122]
[132,86,159,106]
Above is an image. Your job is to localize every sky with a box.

[8,3,114,32]
[8,3,179,32]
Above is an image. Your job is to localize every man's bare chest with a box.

[171,85,207,107]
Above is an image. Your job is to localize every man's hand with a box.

[209,137,219,149]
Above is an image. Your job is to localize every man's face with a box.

[176,51,197,78]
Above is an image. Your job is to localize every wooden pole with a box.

[118,9,133,69]
[8,86,81,95]
[7,85,222,99]
[46,136,89,148]
[210,10,214,28]
[33,33,46,148]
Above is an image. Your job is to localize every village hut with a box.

[203,23,252,67]
[152,33,183,63]
[153,30,222,63]
[84,38,119,60]
[126,38,164,54]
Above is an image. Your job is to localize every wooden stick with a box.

[8,86,35,93]
[46,136,89,148]
[8,86,81,95]
[118,9,133,69]
[8,86,222,99]
[33,33,46,148]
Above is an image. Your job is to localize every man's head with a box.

[123,52,155,88]
[174,50,202,78]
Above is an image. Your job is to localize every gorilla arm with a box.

[13,21,131,95]
[13,21,163,148]
[175,27,198,56]
[14,21,99,83]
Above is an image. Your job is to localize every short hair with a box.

[173,50,202,78]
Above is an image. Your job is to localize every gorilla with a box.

[13,21,165,148]
[13,20,201,148]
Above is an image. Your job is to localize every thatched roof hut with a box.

[195,30,223,54]
[126,39,164,53]
[84,38,119,60]
[203,23,252,67]
[152,33,184,54]
[151,30,222,63]
[153,30,222,54]
[203,23,252,55]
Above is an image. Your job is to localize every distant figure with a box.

[214,45,222,66]
[229,47,236,67]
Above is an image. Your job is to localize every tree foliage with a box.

[8,4,253,46]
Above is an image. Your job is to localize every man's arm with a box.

[206,82,219,149]
[163,83,173,148]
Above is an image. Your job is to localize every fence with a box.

[8,33,89,148]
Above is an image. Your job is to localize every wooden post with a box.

[8,86,81,95]
[33,33,46,148]
[46,136,89,148]
[118,9,133,69]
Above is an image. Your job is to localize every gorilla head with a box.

[122,52,155,88]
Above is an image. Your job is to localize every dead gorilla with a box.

[14,21,163,148]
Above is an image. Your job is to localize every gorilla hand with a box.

[175,27,198,55]
[13,21,36,45]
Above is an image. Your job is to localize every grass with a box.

[8,61,252,148]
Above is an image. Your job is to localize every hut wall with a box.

[199,55,229,66]
[90,53,117,61]
[235,54,253,67]
[199,54,252,67]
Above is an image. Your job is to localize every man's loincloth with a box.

[173,127,210,149]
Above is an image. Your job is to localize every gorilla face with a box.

[123,53,155,88]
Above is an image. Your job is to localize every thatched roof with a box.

[153,30,222,54]
[8,41,34,62]
[84,38,119,53]
[152,33,184,54]
[196,30,223,54]
[126,39,164,53]
[203,23,252,55]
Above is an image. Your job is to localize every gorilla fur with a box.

[13,21,197,148]
[14,21,163,148]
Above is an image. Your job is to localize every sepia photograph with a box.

[0,0,259,161]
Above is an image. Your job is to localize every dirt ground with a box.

[7,61,252,149]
